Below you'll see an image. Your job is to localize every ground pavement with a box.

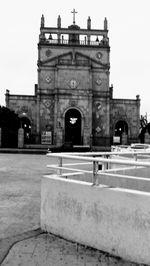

[0,153,146,265]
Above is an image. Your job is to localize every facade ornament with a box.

[45,76,52,83]
[67,78,79,89]
[95,78,102,86]
[69,100,77,106]
[96,52,102,60]
[96,126,101,133]
[70,79,78,89]
[45,49,51,57]
[43,100,51,108]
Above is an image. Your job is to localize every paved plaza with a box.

[0,153,144,265]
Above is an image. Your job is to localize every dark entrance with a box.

[115,120,128,136]
[20,117,31,144]
[115,120,128,144]
[65,108,81,145]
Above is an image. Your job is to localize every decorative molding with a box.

[70,79,78,89]
[45,76,52,83]
[67,79,79,89]
[20,106,28,113]
[96,126,101,133]
[95,78,102,86]
[69,100,77,106]
[96,52,102,60]
[41,51,109,69]
[45,49,51,57]
[95,102,105,119]
[43,100,51,108]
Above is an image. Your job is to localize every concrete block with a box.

[41,174,150,265]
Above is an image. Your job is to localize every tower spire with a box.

[57,15,61,28]
[41,14,45,28]
[87,16,91,29]
[104,17,108,30]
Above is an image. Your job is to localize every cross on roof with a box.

[71,8,78,25]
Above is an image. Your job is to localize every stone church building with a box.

[5,11,140,147]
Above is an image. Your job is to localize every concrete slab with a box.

[0,229,42,264]
[1,232,140,266]
[0,153,57,239]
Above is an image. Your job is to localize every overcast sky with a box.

[0,0,150,118]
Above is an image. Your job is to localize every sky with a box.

[0,0,150,119]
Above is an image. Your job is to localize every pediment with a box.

[40,51,72,66]
[75,52,109,68]
[40,51,109,69]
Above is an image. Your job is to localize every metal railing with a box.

[47,39,101,46]
[46,151,150,186]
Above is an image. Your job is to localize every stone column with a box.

[18,128,24,148]
[87,34,90,45]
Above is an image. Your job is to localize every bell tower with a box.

[37,11,110,146]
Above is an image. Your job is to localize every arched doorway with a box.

[65,108,81,145]
[115,120,128,144]
[20,117,31,144]
[115,120,128,136]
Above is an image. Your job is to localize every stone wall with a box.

[6,95,37,134]
[110,98,140,142]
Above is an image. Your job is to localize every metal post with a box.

[93,161,99,185]
[105,155,109,169]
[57,157,62,175]
[134,154,137,161]
[102,162,107,171]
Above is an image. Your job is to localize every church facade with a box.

[5,11,140,147]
